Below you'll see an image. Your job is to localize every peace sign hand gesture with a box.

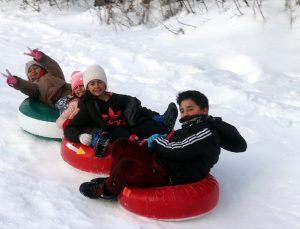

[24,47,42,61]
[1,69,17,86]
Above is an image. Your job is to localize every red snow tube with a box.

[118,174,219,220]
[60,137,112,175]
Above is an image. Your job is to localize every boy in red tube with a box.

[79,90,247,200]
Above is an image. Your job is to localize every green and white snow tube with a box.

[18,98,63,140]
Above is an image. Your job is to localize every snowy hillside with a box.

[0,1,300,228]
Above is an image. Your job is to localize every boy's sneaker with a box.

[79,181,117,200]
[153,102,178,131]
[91,129,110,157]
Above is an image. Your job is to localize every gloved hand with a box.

[147,133,167,148]
[79,133,92,146]
[24,47,42,61]
[1,69,17,86]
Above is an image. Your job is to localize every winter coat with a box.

[56,97,79,129]
[152,115,247,185]
[12,52,71,107]
[64,91,159,143]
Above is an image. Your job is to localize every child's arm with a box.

[56,100,79,129]
[63,101,92,143]
[38,52,65,80]
[25,47,65,80]
[2,70,39,98]
[123,95,158,126]
[209,117,247,152]
[12,76,39,98]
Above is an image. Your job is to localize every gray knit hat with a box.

[83,64,107,89]
[25,60,44,76]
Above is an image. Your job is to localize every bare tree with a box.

[21,0,41,12]
[285,0,299,26]
[140,0,150,24]
[253,0,265,21]
[13,0,300,31]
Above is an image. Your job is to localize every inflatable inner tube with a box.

[60,137,112,175]
[18,98,63,140]
[118,174,219,220]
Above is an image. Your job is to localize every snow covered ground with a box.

[0,1,300,228]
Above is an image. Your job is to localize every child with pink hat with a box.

[56,71,85,129]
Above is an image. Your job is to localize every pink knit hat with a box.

[70,71,83,92]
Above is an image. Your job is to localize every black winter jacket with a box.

[64,91,159,142]
[152,115,247,185]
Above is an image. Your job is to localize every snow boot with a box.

[153,102,178,131]
[91,128,111,157]
[79,180,117,200]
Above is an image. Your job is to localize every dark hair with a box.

[176,90,209,109]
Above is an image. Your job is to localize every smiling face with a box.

[27,65,43,81]
[73,85,85,98]
[179,98,208,119]
[87,79,107,99]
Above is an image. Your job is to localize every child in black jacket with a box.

[64,64,178,156]
[79,90,247,200]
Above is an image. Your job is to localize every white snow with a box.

[0,0,300,228]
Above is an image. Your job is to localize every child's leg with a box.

[110,138,152,171]
[131,120,169,139]
[105,158,169,194]
[109,126,131,140]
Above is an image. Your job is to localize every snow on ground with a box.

[0,0,300,228]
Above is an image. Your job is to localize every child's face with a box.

[179,98,208,119]
[87,79,106,97]
[73,85,85,98]
[27,65,43,81]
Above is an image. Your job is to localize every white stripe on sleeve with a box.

[155,128,212,149]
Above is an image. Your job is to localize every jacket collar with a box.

[180,115,209,128]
